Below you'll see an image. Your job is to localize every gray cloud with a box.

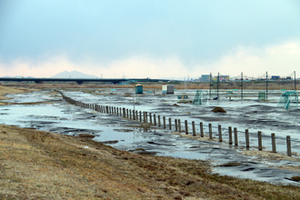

[0,0,300,68]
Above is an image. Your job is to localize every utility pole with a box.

[294,71,297,91]
[217,72,220,99]
[241,72,243,99]
[266,71,268,100]
[209,73,212,99]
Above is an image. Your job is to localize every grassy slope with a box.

[0,125,300,200]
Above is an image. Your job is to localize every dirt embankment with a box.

[1,125,300,200]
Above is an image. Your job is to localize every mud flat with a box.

[1,85,300,199]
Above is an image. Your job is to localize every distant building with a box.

[162,85,174,94]
[212,75,230,82]
[271,75,280,80]
[201,75,211,82]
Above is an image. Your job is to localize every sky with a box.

[0,0,300,79]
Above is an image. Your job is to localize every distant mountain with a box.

[52,70,98,79]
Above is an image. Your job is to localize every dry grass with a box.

[0,85,58,105]
[0,125,300,200]
[0,85,35,102]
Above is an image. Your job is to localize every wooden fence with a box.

[59,91,296,157]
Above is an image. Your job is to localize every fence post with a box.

[169,118,172,130]
[149,113,152,124]
[139,111,142,122]
[287,135,291,156]
[158,115,161,127]
[122,108,125,118]
[133,109,135,120]
[154,114,157,126]
[175,119,178,131]
[127,109,129,118]
[271,133,276,153]
[136,110,138,120]
[178,119,181,132]
[234,127,238,146]
[129,109,132,119]
[192,121,196,136]
[163,116,166,129]
[200,122,204,137]
[145,112,147,123]
[218,125,222,142]
[185,120,188,135]
[245,129,250,150]
[258,131,262,151]
[228,126,232,145]
[208,123,212,139]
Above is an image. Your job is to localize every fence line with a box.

[59,91,297,157]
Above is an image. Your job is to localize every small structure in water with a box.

[162,85,174,94]
[178,95,188,99]
[135,84,143,94]
[258,92,266,100]
[192,90,208,105]
[277,91,298,110]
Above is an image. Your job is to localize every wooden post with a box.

[192,121,196,136]
[271,133,276,153]
[122,108,125,117]
[145,112,148,123]
[133,109,135,120]
[163,116,166,129]
[258,131,262,151]
[228,126,232,145]
[185,120,188,135]
[287,135,291,156]
[234,127,238,146]
[169,118,172,130]
[154,114,157,126]
[158,115,161,127]
[178,119,181,132]
[149,113,152,124]
[218,125,222,142]
[245,129,250,150]
[129,109,132,119]
[106,106,109,113]
[139,111,142,122]
[200,122,204,137]
[209,123,212,139]
[126,109,129,118]
[175,119,178,131]
[136,110,138,120]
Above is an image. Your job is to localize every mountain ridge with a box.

[52,70,98,79]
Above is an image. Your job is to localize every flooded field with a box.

[1,87,300,186]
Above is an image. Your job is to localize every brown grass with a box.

[0,85,58,105]
[0,125,300,200]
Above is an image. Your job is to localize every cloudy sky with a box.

[1,0,300,79]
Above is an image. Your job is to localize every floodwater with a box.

[1,88,300,186]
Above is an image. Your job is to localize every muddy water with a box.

[1,89,300,186]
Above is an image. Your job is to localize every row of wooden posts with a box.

[60,92,294,157]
